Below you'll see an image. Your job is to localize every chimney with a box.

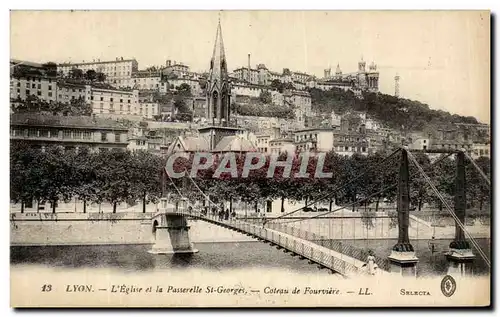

[247,54,251,82]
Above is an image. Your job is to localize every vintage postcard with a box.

[9,10,491,307]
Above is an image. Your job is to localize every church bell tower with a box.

[206,18,231,126]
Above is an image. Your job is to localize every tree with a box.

[173,97,193,121]
[129,151,163,213]
[177,83,192,97]
[37,146,75,213]
[69,68,84,80]
[96,151,134,213]
[96,72,106,82]
[10,142,44,213]
[259,90,272,104]
[85,69,97,81]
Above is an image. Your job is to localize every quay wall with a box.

[9,212,490,247]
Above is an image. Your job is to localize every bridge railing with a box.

[168,210,376,276]
[243,218,390,272]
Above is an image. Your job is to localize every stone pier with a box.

[446,151,474,276]
[388,149,418,277]
[149,198,198,255]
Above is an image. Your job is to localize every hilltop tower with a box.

[206,18,231,126]
[335,63,342,78]
[358,57,366,73]
[394,73,400,97]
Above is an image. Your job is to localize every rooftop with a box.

[11,113,131,131]
[58,58,137,66]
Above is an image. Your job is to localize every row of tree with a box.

[10,142,491,215]
[67,68,107,82]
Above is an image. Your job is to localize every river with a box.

[10,239,490,277]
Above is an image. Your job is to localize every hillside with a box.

[308,87,481,135]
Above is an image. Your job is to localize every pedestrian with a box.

[225,209,229,221]
[367,250,376,275]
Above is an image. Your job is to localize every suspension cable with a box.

[406,151,491,267]
[270,148,402,221]
[276,152,454,225]
[462,149,491,187]
[165,167,185,198]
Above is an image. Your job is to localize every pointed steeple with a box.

[335,62,342,75]
[208,17,228,91]
[206,17,231,126]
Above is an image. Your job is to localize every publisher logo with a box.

[440,275,456,297]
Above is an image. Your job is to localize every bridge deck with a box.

[161,210,386,277]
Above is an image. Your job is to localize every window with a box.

[17,82,20,87]
[100,97,104,101]
[17,89,20,93]
[73,131,82,139]
[32,83,36,88]
[83,131,92,140]
[28,128,38,137]
[91,96,94,100]
[37,91,42,96]
[72,89,75,92]
[120,99,123,103]
[115,133,121,142]
[101,133,107,142]
[128,100,130,103]
[48,92,52,97]
[63,130,72,139]
[110,98,113,102]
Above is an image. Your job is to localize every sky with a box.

[10,10,490,123]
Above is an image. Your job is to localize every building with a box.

[331,111,342,127]
[255,134,271,153]
[160,78,203,96]
[271,90,284,106]
[470,142,490,159]
[10,113,130,152]
[10,59,57,102]
[269,138,295,155]
[231,82,265,98]
[56,82,92,104]
[322,58,380,93]
[91,86,139,116]
[233,54,314,89]
[58,57,138,86]
[137,92,160,119]
[284,90,312,127]
[163,60,191,78]
[294,128,335,152]
[122,70,162,90]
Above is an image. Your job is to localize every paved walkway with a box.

[164,210,386,277]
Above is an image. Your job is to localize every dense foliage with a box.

[11,143,490,217]
[309,88,481,135]
[11,95,92,116]
[232,102,295,119]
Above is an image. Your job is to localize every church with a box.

[166,19,257,155]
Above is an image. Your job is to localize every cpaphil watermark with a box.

[165,152,333,179]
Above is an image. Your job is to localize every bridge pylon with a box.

[446,150,474,276]
[149,197,198,255]
[388,148,418,277]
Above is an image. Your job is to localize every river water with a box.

[10,239,490,277]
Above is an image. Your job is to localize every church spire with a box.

[206,17,231,126]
